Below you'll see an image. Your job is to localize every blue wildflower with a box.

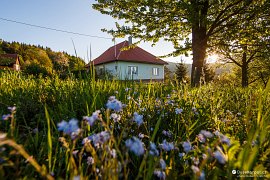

[125,87,131,92]
[1,114,11,121]
[149,142,159,156]
[213,130,219,136]
[179,152,185,159]
[213,150,226,164]
[220,134,231,146]
[88,131,110,148]
[154,170,166,180]
[159,140,175,151]
[191,165,205,180]
[192,107,199,115]
[182,141,192,153]
[160,159,166,170]
[106,96,123,112]
[162,130,172,137]
[197,134,206,143]
[175,108,183,114]
[8,106,16,113]
[125,137,145,156]
[57,119,80,137]
[87,156,94,165]
[83,110,100,126]
[200,130,213,138]
[110,113,121,123]
[133,112,143,126]
[138,133,145,139]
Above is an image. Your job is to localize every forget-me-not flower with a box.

[182,141,192,153]
[159,140,175,151]
[175,108,183,114]
[110,113,121,123]
[200,130,213,138]
[57,119,80,137]
[149,142,159,156]
[213,150,226,164]
[83,110,100,126]
[154,170,166,180]
[133,112,143,126]
[106,96,123,112]
[88,131,111,148]
[125,137,145,156]
[160,159,166,170]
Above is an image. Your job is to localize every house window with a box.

[98,66,104,75]
[128,66,138,75]
[152,67,159,76]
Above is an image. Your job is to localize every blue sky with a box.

[0,0,191,63]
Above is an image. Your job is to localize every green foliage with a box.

[0,40,86,75]
[175,62,188,83]
[203,63,215,83]
[212,1,270,87]
[0,72,269,179]
[164,66,172,82]
[93,0,267,86]
[23,63,52,77]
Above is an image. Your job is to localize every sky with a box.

[0,0,192,64]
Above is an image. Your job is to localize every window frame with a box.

[128,65,138,76]
[152,67,159,76]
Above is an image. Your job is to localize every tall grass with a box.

[0,71,269,179]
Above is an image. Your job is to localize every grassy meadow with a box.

[0,71,269,179]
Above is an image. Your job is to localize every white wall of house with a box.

[95,61,165,80]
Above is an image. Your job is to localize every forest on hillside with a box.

[0,39,86,76]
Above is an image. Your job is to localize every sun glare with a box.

[207,54,219,63]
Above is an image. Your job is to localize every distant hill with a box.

[0,39,85,74]
[165,61,231,77]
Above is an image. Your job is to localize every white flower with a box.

[87,156,94,165]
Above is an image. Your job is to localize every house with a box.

[87,38,168,81]
[0,54,20,71]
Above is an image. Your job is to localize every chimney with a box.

[128,36,132,45]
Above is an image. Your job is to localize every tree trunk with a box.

[191,34,207,86]
[190,0,209,87]
[242,48,248,87]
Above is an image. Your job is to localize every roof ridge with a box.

[116,41,127,60]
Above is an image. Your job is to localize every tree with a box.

[164,66,172,82]
[203,63,215,83]
[175,62,188,83]
[213,1,270,87]
[93,0,264,86]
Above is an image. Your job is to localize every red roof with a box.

[90,41,168,66]
[0,54,20,65]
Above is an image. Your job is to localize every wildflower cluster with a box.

[1,106,16,121]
